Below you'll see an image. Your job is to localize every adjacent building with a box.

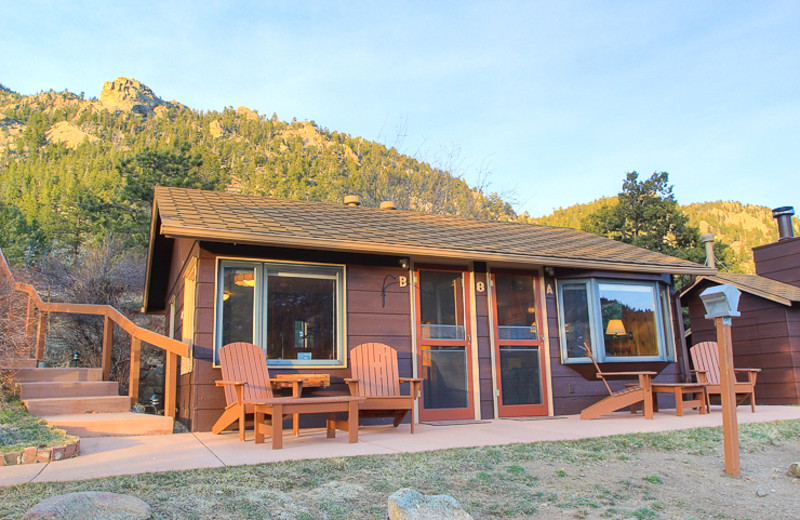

[682,207,800,405]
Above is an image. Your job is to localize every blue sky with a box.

[2,1,798,216]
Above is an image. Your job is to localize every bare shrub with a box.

[33,241,164,396]
[0,272,32,400]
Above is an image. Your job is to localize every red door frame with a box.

[490,270,549,417]
[415,266,475,422]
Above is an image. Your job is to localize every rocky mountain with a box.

[0,77,793,272]
[0,78,516,260]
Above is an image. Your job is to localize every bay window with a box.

[558,279,674,363]
[216,260,345,367]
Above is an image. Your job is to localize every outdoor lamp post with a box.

[699,284,742,477]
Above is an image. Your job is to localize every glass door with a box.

[416,268,474,421]
[491,271,548,416]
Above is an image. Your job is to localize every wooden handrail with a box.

[0,248,186,418]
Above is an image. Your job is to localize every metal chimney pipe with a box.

[700,233,716,268]
[772,206,795,240]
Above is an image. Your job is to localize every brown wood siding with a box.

[687,288,800,405]
[185,246,415,431]
[188,248,230,430]
[163,239,199,428]
[345,264,413,387]
[473,271,494,419]
[753,237,800,287]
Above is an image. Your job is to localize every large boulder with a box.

[387,488,473,520]
[23,491,151,520]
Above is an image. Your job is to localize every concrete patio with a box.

[2,404,799,487]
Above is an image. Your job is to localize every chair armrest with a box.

[215,380,245,404]
[734,368,760,384]
[400,378,422,399]
[215,380,245,387]
[596,371,657,378]
[690,370,709,383]
[344,378,360,396]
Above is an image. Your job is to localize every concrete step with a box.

[19,381,120,399]
[0,358,38,369]
[12,367,103,382]
[42,412,174,437]
[23,395,131,415]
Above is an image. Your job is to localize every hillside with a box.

[533,198,800,274]
[1,78,794,273]
[0,78,516,260]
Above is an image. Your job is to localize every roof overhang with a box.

[158,221,717,276]
[143,198,170,313]
[680,275,796,307]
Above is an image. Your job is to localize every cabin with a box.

[143,187,714,431]
[681,207,800,405]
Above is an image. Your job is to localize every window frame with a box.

[556,278,675,364]
[214,257,347,368]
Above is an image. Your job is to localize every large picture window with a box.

[215,260,345,367]
[557,279,674,363]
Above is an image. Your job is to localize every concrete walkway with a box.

[3,405,800,487]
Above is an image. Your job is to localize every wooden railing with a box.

[0,248,189,418]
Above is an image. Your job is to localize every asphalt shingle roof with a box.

[152,187,713,274]
[684,272,800,306]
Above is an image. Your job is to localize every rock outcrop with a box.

[209,120,227,138]
[46,122,98,149]
[237,106,260,120]
[99,77,182,116]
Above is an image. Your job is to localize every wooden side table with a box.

[651,383,707,416]
[270,374,331,436]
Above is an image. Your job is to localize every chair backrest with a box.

[582,344,612,395]
[690,341,720,385]
[350,342,401,397]
[219,342,273,405]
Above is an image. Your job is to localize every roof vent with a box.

[379,201,396,210]
[773,206,795,240]
[344,195,361,207]
[700,233,716,268]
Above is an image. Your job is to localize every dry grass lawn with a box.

[1,420,799,519]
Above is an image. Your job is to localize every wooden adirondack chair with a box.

[212,342,364,447]
[345,342,421,433]
[212,342,274,440]
[579,345,656,420]
[690,341,760,412]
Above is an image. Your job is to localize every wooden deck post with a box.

[715,316,741,477]
[164,351,178,418]
[102,315,114,381]
[25,294,36,347]
[35,310,48,361]
[129,337,141,406]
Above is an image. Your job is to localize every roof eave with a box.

[681,275,795,306]
[143,199,163,313]
[160,223,716,276]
